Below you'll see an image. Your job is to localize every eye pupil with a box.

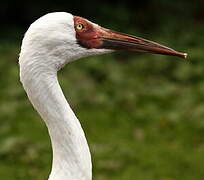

[76,24,84,30]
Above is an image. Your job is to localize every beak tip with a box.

[183,53,188,59]
[177,52,188,59]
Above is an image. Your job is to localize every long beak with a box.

[97,28,187,59]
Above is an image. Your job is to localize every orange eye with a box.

[75,23,84,30]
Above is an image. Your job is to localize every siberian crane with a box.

[19,12,187,180]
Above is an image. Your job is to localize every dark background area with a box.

[1,1,204,180]
[1,0,204,38]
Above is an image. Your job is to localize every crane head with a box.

[20,12,187,72]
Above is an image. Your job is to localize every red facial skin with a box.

[74,16,103,48]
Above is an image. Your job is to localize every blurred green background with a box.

[0,0,204,179]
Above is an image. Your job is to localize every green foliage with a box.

[1,14,204,180]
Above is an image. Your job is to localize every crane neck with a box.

[19,61,92,180]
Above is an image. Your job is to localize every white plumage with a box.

[19,12,102,180]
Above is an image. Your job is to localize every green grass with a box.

[0,25,204,180]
